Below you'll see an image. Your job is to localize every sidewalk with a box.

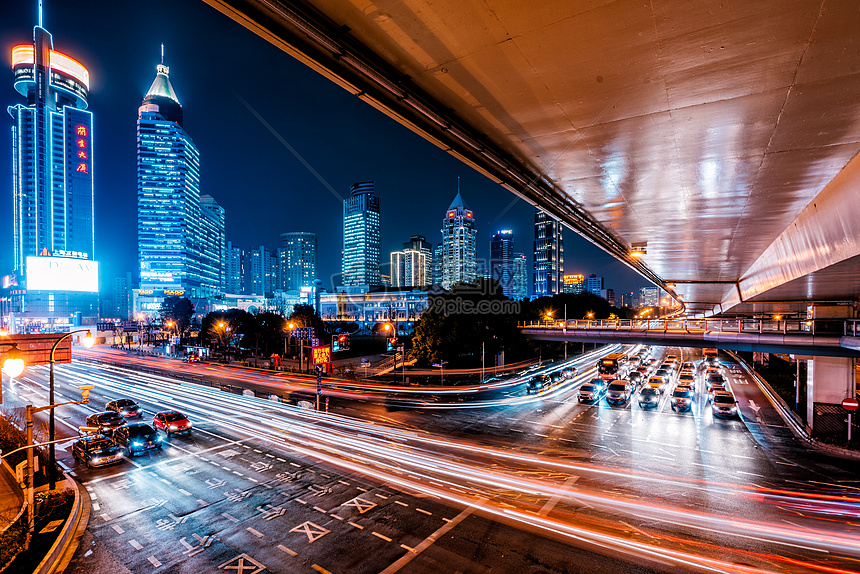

[0,461,24,530]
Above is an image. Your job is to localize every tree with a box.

[287,304,329,343]
[159,297,195,335]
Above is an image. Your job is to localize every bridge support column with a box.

[806,356,857,441]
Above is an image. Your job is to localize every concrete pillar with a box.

[806,356,856,439]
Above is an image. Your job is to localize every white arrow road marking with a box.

[749,400,761,413]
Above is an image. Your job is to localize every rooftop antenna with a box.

[161,43,164,64]
[457,176,460,193]
[38,0,43,27]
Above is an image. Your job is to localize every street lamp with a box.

[48,329,94,489]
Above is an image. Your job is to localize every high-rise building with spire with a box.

[137,52,224,306]
[7,5,99,327]
[440,185,477,289]
[342,181,381,287]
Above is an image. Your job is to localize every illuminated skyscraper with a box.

[440,188,477,289]
[511,253,528,300]
[533,208,564,297]
[490,230,514,296]
[391,235,432,288]
[279,232,316,291]
[7,10,99,325]
[563,274,584,294]
[138,57,222,300]
[342,181,381,286]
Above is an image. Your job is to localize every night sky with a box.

[1,0,653,299]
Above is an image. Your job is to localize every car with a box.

[706,373,726,390]
[671,388,694,411]
[72,434,124,468]
[628,356,641,366]
[678,373,696,390]
[183,354,201,362]
[627,370,643,385]
[681,361,695,371]
[153,411,192,436]
[659,362,675,373]
[527,375,550,394]
[712,392,738,417]
[561,366,578,379]
[666,354,678,364]
[105,398,142,419]
[589,378,608,394]
[647,376,666,392]
[113,422,163,456]
[578,383,603,403]
[85,411,127,436]
[638,386,660,408]
[606,380,632,405]
[654,369,671,385]
[708,383,728,402]
[646,358,659,367]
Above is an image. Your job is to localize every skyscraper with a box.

[137,57,206,297]
[511,253,528,300]
[391,235,432,287]
[440,189,477,289]
[585,273,604,294]
[199,195,226,297]
[8,11,99,325]
[279,232,316,291]
[490,230,514,296]
[533,208,564,297]
[342,181,381,287]
[249,245,278,295]
[225,241,244,294]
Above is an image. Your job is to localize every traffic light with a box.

[387,337,397,352]
[338,334,350,351]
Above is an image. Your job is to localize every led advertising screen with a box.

[26,256,98,292]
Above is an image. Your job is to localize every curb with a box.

[33,472,90,574]
[729,351,860,462]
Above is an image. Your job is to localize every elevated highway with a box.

[522,318,860,357]
[203,0,860,317]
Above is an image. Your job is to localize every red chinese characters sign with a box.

[75,125,89,174]
[311,345,331,365]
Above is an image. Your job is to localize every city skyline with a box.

[1,0,654,301]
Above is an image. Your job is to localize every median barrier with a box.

[33,473,89,574]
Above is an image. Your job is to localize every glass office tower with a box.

[440,190,477,289]
[342,181,381,287]
[279,232,317,291]
[7,16,98,327]
[137,61,205,297]
[533,208,564,297]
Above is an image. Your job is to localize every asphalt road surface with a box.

[2,345,858,574]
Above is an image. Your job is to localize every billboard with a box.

[26,256,98,292]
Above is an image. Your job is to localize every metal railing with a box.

[521,318,860,337]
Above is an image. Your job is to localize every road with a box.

[3,345,859,573]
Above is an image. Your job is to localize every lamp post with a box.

[48,329,94,489]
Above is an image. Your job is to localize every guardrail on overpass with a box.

[520,318,860,357]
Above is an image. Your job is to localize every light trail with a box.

[46,360,860,573]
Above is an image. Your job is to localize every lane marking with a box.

[349,521,364,529]
[112,525,124,534]
[539,476,581,516]
[372,532,392,542]
[222,513,239,523]
[147,556,161,567]
[380,505,476,574]
[100,513,111,522]
[415,508,432,515]
[313,506,327,513]
[247,527,264,538]
[400,544,414,552]
[179,489,192,496]
[278,545,297,556]
[312,565,333,574]
[129,540,143,550]
[394,501,408,507]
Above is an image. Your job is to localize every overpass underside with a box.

[203,0,860,316]
[522,328,860,359]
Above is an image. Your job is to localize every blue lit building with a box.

[137,59,222,308]
[7,12,99,328]
[279,232,316,291]
[490,230,514,296]
[342,181,381,287]
[440,189,477,289]
[533,208,564,297]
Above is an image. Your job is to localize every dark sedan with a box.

[72,434,124,468]
[106,398,142,419]
[85,411,127,436]
[113,422,163,456]
[638,386,660,409]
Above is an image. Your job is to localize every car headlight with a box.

[187,422,192,428]
[117,451,124,458]
[169,425,177,430]
[132,441,142,448]
[156,435,163,442]
[91,457,102,464]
